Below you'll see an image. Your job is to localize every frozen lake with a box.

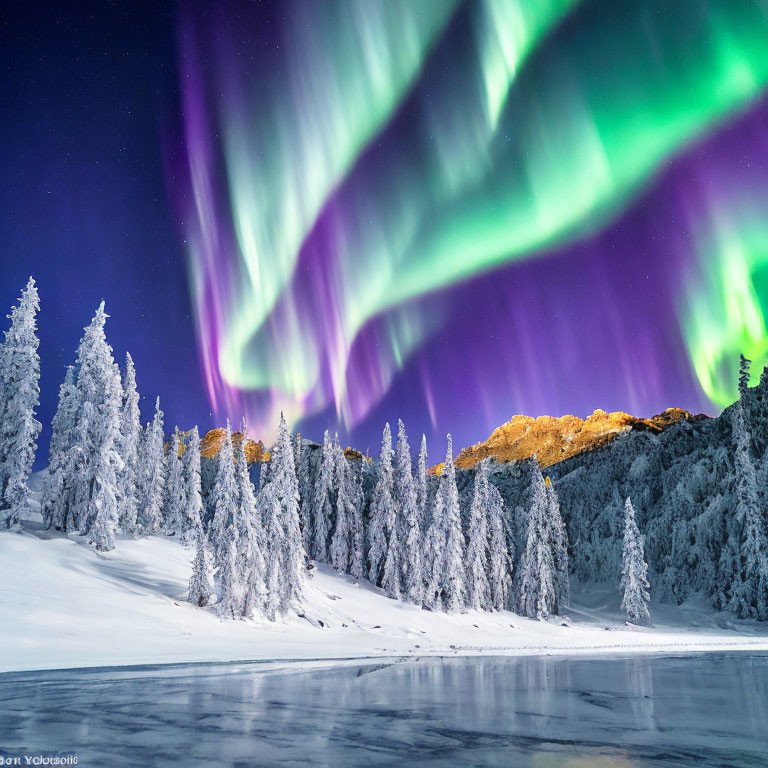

[0,652,766,767]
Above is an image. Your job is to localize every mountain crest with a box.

[432,407,705,473]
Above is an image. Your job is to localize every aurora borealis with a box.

[6,1,768,454]
[172,0,768,444]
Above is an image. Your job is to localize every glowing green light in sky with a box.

[178,0,768,436]
[683,198,768,406]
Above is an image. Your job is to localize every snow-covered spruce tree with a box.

[465,458,492,611]
[264,413,307,615]
[136,422,150,504]
[85,376,123,547]
[738,354,752,398]
[209,421,238,570]
[547,479,570,611]
[620,497,651,625]
[117,353,141,535]
[137,398,165,535]
[395,420,423,605]
[310,430,334,561]
[236,436,267,619]
[41,366,80,530]
[259,482,283,621]
[347,452,366,582]
[0,277,41,526]
[188,517,214,607]
[730,403,768,620]
[367,423,400,598]
[209,422,242,617]
[294,431,302,477]
[216,518,242,619]
[422,472,445,610]
[182,426,205,548]
[163,428,186,537]
[329,435,349,573]
[423,436,466,612]
[296,436,314,554]
[330,436,365,577]
[416,434,428,521]
[366,425,388,585]
[517,463,557,619]
[486,470,513,611]
[60,303,123,549]
[440,435,466,612]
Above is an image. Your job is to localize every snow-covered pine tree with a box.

[620,497,651,625]
[517,463,557,619]
[164,428,186,537]
[84,374,122,550]
[41,366,80,531]
[294,431,302,477]
[367,423,400,598]
[395,420,423,605]
[329,435,350,573]
[62,303,123,549]
[366,426,388,585]
[465,458,492,611]
[259,482,283,621]
[188,517,214,607]
[216,517,242,619]
[266,413,306,614]
[440,435,465,612]
[730,403,768,620]
[69,410,91,534]
[296,435,313,554]
[347,454,366,582]
[330,436,365,578]
[738,354,752,398]
[136,421,150,507]
[236,435,267,619]
[117,353,141,535]
[310,429,334,562]
[422,452,446,611]
[485,466,512,611]
[416,434,428,520]
[182,426,205,547]
[547,478,570,611]
[209,421,242,617]
[209,420,238,569]
[137,398,165,535]
[423,436,467,612]
[0,277,41,526]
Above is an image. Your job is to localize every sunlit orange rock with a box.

[199,428,269,463]
[343,447,367,462]
[431,407,706,474]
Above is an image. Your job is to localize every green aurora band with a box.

[178,0,768,435]
[684,193,768,407]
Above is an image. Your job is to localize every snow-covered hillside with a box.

[2,522,767,674]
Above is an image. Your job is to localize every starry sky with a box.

[4,0,768,460]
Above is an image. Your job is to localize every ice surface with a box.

[0,653,766,767]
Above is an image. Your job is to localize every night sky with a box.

[4,1,768,462]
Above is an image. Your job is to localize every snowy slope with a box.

[2,521,767,674]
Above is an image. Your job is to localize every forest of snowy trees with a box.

[0,279,574,622]
[2,278,768,625]
[542,354,768,622]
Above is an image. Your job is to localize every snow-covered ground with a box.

[2,515,767,674]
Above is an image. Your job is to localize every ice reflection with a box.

[0,653,765,767]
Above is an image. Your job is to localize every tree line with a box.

[0,279,653,624]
